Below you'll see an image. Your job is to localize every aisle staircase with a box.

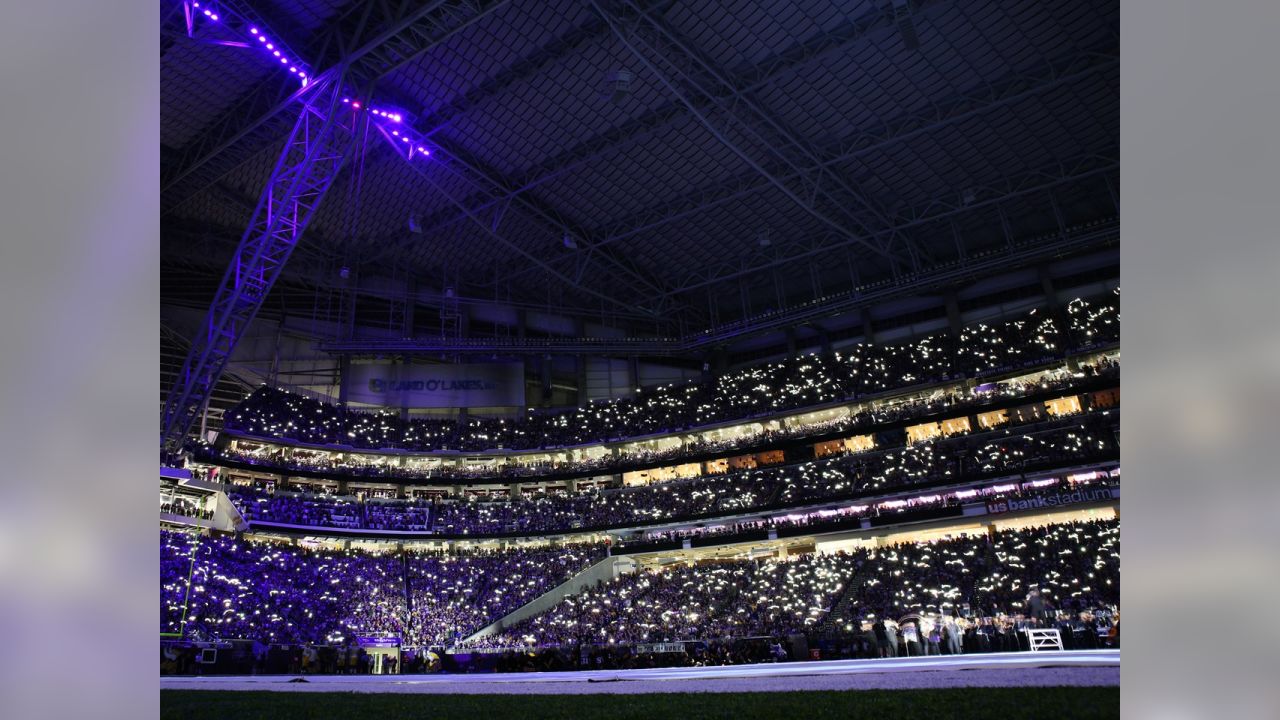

[457,553,635,646]
[816,562,869,633]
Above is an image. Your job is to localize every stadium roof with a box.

[161,0,1118,341]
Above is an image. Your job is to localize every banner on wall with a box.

[346,362,525,408]
[634,643,686,654]
[985,485,1118,515]
[354,635,401,648]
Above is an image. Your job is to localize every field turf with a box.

[162,686,1119,719]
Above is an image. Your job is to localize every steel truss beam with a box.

[498,44,1118,289]
[318,336,682,356]
[310,9,685,316]
[327,1,952,318]
[383,131,664,320]
[410,0,677,140]
[665,153,1118,299]
[161,73,354,454]
[590,0,901,268]
[400,0,916,292]
[313,218,1116,357]
[684,222,1118,348]
[614,0,919,259]
[362,0,681,240]
[162,0,512,453]
[410,130,671,311]
[160,215,671,331]
[161,0,508,216]
[411,0,910,242]
[162,239,665,325]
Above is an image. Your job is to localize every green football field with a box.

[162,687,1119,720]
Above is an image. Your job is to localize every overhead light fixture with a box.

[607,70,634,103]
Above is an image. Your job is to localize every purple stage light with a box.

[280,58,287,64]
[392,130,399,136]
[273,50,280,56]
[266,43,273,49]
[289,67,297,73]
[250,27,258,34]
[342,98,350,103]
[401,137,409,143]
[202,9,211,16]
[258,36,266,42]
[210,13,218,20]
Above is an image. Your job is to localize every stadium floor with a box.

[160,649,1119,694]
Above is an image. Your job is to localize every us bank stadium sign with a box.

[368,378,497,393]
[985,486,1118,515]
[348,362,525,408]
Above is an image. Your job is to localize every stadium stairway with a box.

[816,562,871,634]
[457,552,637,647]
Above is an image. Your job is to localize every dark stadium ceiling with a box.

[161,0,1119,339]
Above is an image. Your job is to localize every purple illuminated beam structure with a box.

[161,73,354,455]
[163,1,509,454]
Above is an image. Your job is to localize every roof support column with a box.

[945,291,963,336]
[629,355,641,396]
[1038,264,1077,370]
[575,319,588,405]
[540,354,553,407]
[337,355,351,411]
[403,279,416,339]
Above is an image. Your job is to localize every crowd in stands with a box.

[403,544,604,647]
[161,530,406,645]
[161,518,1117,674]
[461,518,1119,652]
[196,354,1117,482]
[469,553,852,648]
[161,530,604,646]
[219,294,1118,454]
[225,487,363,529]
[221,409,1118,535]
[628,472,1118,545]
[161,495,212,521]
[365,498,432,531]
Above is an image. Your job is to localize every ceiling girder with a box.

[619,0,920,259]
[310,218,1116,356]
[385,132,666,320]
[162,0,509,215]
[495,43,1118,290]
[590,0,905,269]
[665,152,1118,298]
[394,0,923,263]
[379,120,674,314]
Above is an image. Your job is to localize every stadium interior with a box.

[159,0,1120,711]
